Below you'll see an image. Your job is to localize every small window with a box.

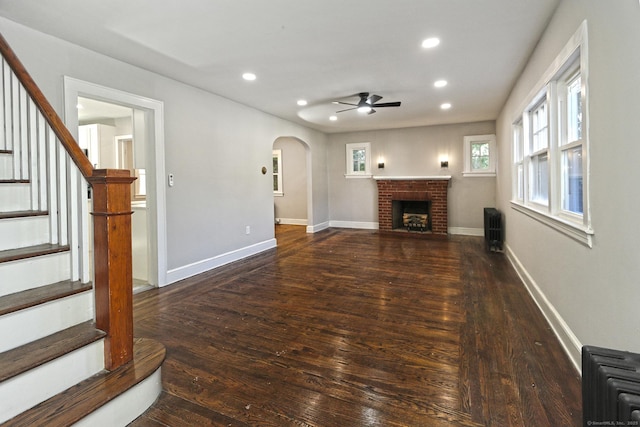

[463,134,496,177]
[345,142,371,178]
[273,149,283,196]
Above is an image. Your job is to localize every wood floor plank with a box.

[131,225,581,426]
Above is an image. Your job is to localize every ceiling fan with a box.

[333,92,401,115]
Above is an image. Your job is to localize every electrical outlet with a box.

[245,226,251,235]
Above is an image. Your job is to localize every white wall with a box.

[0,17,329,284]
[273,137,308,225]
[328,121,496,232]
[495,0,640,370]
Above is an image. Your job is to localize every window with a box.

[463,134,496,177]
[511,21,592,247]
[513,121,524,202]
[345,142,371,177]
[273,149,283,196]
[528,99,549,206]
[559,72,583,215]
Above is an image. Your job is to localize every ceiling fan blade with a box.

[367,94,382,105]
[371,101,401,108]
[336,106,357,113]
[333,101,358,107]
[368,108,376,115]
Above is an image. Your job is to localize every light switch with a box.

[168,173,174,187]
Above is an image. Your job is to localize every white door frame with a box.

[63,77,168,287]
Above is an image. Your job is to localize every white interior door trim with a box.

[63,76,168,287]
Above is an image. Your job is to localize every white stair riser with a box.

[0,340,104,424]
[0,291,94,353]
[0,155,13,179]
[0,184,32,211]
[0,216,50,251]
[0,252,71,297]
[74,368,162,427]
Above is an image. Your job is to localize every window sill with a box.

[274,192,284,197]
[511,201,593,248]
[462,171,496,178]
[345,174,373,179]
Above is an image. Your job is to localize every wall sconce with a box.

[377,157,385,169]
[440,156,449,168]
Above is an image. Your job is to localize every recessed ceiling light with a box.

[329,116,337,121]
[242,72,256,81]
[297,100,308,106]
[434,80,448,88]
[422,37,440,49]
[441,103,452,110]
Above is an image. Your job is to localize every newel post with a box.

[87,169,136,370]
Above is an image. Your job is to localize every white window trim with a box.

[273,149,283,196]
[345,142,372,178]
[510,20,592,247]
[463,134,496,177]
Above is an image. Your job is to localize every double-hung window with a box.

[511,21,592,247]
[273,149,283,196]
[513,121,524,202]
[528,98,549,206]
[559,71,583,215]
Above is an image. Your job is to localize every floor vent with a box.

[582,345,640,425]
[483,207,502,251]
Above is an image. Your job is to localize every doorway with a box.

[272,137,310,229]
[64,77,168,288]
[76,98,150,292]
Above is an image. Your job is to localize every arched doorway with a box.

[272,137,311,230]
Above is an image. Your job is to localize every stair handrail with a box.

[0,33,135,370]
[0,34,93,179]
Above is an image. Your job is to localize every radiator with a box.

[483,208,502,251]
[582,345,640,425]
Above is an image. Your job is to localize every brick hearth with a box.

[375,177,450,235]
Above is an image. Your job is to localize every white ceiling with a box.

[0,0,559,133]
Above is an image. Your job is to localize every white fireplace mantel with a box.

[372,175,451,180]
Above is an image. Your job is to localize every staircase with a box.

[0,34,164,425]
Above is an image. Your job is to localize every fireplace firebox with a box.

[392,200,431,232]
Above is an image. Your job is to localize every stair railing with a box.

[0,33,135,370]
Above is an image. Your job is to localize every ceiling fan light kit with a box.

[334,92,401,116]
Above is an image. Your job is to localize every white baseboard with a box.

[505,243,582,373]
[306,221,330,233]
[165,238,277,285]
[276,218,308,226]
[449,227,484,236]
[329,220,379,230]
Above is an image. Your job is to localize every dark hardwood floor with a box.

[129,225,581,426]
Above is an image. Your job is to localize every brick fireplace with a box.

[375,177,451,235]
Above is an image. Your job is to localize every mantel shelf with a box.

[372,175,451,181]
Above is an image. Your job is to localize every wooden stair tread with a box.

[0,243,69,264]
[3,338,166,427]
[0,280,92,316]
[0,210,48,219]
[0,321,105,383]
[0,149,12,154]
